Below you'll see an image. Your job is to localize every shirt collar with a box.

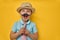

[20,19,31,25]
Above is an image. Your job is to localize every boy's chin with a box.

[23,18,29,22]
[24,19,29,22]
[22,17,29,22]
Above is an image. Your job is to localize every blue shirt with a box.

[12,19,37,40]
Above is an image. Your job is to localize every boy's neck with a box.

[23,21,27,24]
[22,19,29,24]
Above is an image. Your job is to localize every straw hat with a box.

[17,2,35,13]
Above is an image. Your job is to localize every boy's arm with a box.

[10,27,25,40]
[29,23,38,40]
[25,30,38,40]
[28,32,38,40]
[10,22,20,40]
[10,31,20,40]
[26,23,38,40]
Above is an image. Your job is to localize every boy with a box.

[10,2,38,40]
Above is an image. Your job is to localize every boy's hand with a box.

[18,27,25,35]
[25,29,30,36]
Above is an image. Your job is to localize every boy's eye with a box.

[21,10,25,12]
[21,9,31,13]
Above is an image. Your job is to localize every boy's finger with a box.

[20,27,25,30]
[22,27,26,29]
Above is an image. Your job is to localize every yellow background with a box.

[0,0,60,40]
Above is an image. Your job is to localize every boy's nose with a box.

[24,13,27,14]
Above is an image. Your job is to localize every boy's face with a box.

[20,8,32,22]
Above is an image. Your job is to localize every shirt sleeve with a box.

[11,22,17,32]
[32,23,37,33]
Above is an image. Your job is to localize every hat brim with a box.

[17,7,35,13]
